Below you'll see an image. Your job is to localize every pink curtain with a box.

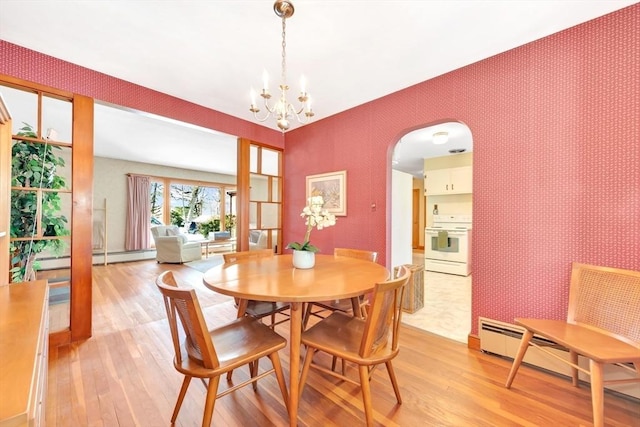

[125,175,151,251]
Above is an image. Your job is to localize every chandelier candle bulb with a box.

[250,89,257,109]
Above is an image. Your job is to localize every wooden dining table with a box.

[202,253,389,426]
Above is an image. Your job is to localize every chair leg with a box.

[171,376,192,423]
[226,370,233,382]
[329,356,346,375]
[298,347,316,399]
[268,352,290,412]
[385,361,402,404]
[302,303,313,329]
[202,376,220,427]
[570,350,579,386]
[590,360,605,427]
[505,329,533,388]
[250,360,259,391]
[358,364,375,427]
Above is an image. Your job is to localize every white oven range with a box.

[425,214,472,276]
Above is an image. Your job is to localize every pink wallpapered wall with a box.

[285,4,640,331]
[1,4,639,334]
[0,41,284,147]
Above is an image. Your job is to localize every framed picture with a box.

[306,170,347,216]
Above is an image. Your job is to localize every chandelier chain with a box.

[281,16,287,85]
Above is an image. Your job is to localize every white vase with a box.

[292,250,315,269]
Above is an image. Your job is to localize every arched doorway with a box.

[391,121,473,343]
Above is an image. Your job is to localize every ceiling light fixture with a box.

[432,131,449,145]
[249,0,314,132]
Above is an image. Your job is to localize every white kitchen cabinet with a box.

[425,166,472,195]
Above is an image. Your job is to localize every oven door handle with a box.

[426,231,467,235]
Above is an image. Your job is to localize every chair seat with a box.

[515,318,640,363]
[302,312,396,364]
[312,299,356,312]
[246,300,290,319]
[179,316,287,375]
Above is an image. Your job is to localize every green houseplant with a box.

[197,218,220,238]
[10,123,70,282]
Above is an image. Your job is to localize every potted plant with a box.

[224,214,236,236]
[286,196,336,268]
[10,123,70,282]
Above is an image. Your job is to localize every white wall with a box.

[391,169,413,269]
[94,157,236,253]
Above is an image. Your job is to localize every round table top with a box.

[202,254,389,303]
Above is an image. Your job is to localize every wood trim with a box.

[0,94,10,123]
[467,333,481,351]
[412,189,420,248]
[0,73,74,99]
[236,138,251,252]
[0,115,10,284]
[49,329,71,348]
[70,94,94,341]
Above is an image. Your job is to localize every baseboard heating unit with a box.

[479,317,639,400]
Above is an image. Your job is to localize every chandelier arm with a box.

[252,108,274,123]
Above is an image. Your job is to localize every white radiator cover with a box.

[479,317,639,400]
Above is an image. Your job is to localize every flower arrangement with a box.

[286,196,336,252]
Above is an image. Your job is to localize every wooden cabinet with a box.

[425,166,472,195]
[0,280,49,427]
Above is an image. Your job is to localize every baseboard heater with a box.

[479,317,639,400]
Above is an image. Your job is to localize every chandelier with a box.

[249,0,314,132]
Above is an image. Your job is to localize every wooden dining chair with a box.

[302,247,378,329]
[155,271,289,426]
[223,249,291,328]
[298,265,411,427]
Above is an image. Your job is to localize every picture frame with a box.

[306,170,347,216]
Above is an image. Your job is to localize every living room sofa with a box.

[151,225,202,263]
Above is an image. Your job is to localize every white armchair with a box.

[249,230,268,250]
[151,225,202,263]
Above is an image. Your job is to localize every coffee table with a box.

[200,238,236,258]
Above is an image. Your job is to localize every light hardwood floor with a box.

[46,260,640,426]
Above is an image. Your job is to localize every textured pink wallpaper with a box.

[0,41,283,147]
[285,4,640,332]
[1,5,638,335]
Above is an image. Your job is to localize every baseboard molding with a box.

[38,250,157,270]
[468,333,480,351]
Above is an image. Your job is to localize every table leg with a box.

[351,297,363,318]
[236,298,248,318]
[289,301,302,426]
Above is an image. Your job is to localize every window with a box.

[148,177,235,239]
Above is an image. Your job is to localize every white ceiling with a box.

[1,0,636,176]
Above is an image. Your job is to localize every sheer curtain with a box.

[125,174,151,250]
